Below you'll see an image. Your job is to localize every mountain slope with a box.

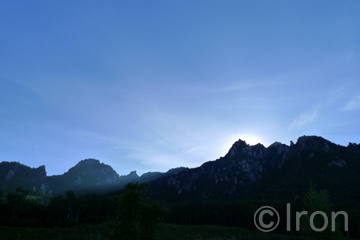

[253,136,360,205]
[0,135,359,205]
[146,136,360,204]
[0,162,46,194]
[46,159,123,195]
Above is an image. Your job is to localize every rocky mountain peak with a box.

[58,159,121,189]
[225,139,267,160]
[128,170,139,178]
[348,142,360,150]
[119,170,139,183]
[226,139,251,157]
[268,141,290,155]
[295,135,332,152]
[68,159,118,176]
[295,135,325,146]
[73,158,101,169]
[0,162,47,194]
[269,141,283,148]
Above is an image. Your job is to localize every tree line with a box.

[0,183,359,239]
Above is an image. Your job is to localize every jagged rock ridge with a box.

[146,135,360,202]
[0,135,359,202]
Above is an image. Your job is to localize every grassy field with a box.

[0,225,108,240]
[0,224,303,240]
[156,224,301,240]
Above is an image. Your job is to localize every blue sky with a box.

[1,1,359,176]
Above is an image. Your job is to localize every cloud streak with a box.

[289,110,318,131]
[343,95,360,111]
[217,79,287,92]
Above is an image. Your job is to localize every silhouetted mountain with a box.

[0,158,185,196]
[46,159,123,195]
[0,136,359,205]
[146,139,290,201]
[147,136,360,205]
[0,162,46,194]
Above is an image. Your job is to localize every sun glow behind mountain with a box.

[241,135,264,146]
[1,1,359,176]
[221,134,264,156]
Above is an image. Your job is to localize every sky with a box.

[1,1,359,176]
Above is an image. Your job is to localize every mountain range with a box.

[1,135,359,205]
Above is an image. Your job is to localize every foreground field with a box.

[0,224,302,240]
[156,224,300,240]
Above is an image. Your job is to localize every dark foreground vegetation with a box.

[0,183,358,240]
[0,224,304,240]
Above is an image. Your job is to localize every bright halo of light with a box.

[220,133,264,156]
[240,134,263,146]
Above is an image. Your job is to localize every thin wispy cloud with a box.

[343,95,360,111]
[289,110,318,131]
[217,79,287,92]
